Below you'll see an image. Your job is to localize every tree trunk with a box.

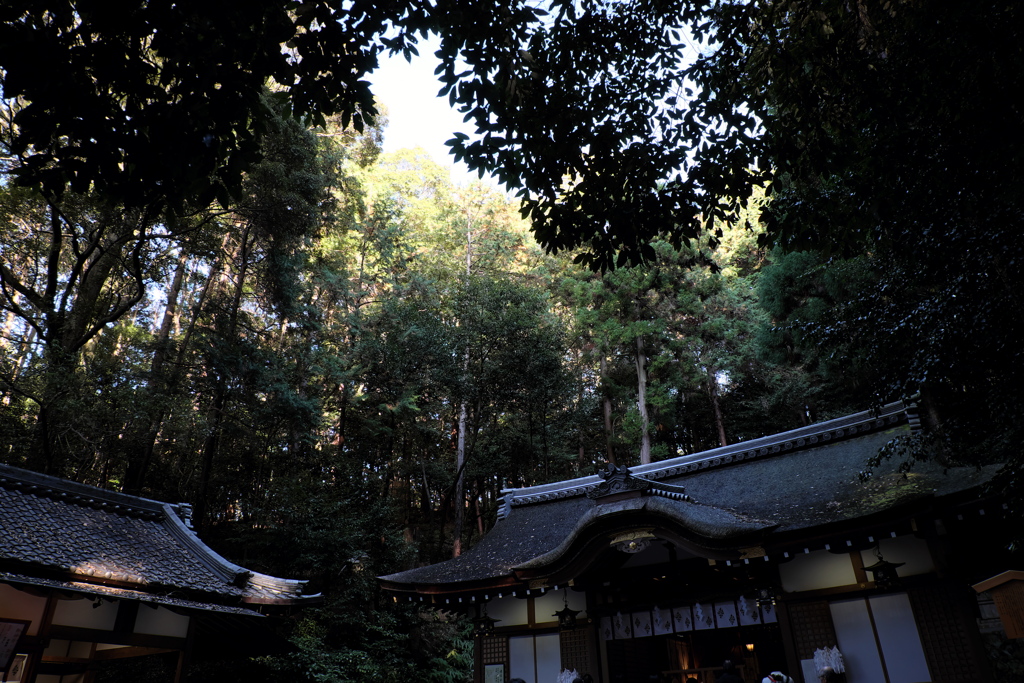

[194,227,251,528]
[124,253,190,493]
[707,369,728,447]
[140,233,231,494]
[453,213,474,557]
[474,478,485,536]
[152,254,189,378]
[601,355,617,465]
[1,308,16,359]
[636,335,651,465]
[795,405,810,427]
[194,384,228,528]
[420,461,433,526]
[452,397,468,558]
[27,206,144,475]
[3,320,35,405]
[577,348,587,465]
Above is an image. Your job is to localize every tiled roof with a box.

[0,571,263,616]
[380,401,1000,593]
[0,464,314,607]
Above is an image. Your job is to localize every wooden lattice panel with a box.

[909,584,983,683]
[560,625,599,677]
[787,601,838,659]
[481,634,509,666]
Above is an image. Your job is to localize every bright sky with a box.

[368,36,485,186]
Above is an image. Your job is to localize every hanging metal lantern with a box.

[553,588,581,630]
[864,546,905,590]
[473,602,500,637]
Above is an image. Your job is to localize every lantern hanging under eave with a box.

[756,586,776,609]
[473,603,500,637]
[553,588,581,630]
[864,547,905,590]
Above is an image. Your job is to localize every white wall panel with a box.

[510,633,562,683]
[830,598,886,683]
[859,536,934,578]
[134,605,190,638]
[0,584,47,635]
[536,633,561,683]
[52,597,117,630]
[489,595,529,627]
[780,549,857,593]
[535,590,587,623]
[799,658,818,683]
[870,593,930,683]
[509,635,537,683]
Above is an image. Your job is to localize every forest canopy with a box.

[1,2,1019,261]
[3,0,1021,561]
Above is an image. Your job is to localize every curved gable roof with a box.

[381,401,999,596]
[0,464,316,610]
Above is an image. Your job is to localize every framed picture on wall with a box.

[484,664,505,683]
[3,654,27,683]
[0,620,29,672]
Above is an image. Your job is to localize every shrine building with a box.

[380,401,1013,683]
[0,463,317,683]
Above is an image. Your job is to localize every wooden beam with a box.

[92,646,176,661]
[47,625,185,650]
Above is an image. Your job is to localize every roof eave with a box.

[379,575,521,598]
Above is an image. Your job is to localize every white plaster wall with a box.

[67,640,93,658]
[859,535,934,578]
[0,584,47,635]
[533,589,587,623]
[52,597,118,630]
[134,604,190,638]
[42,639,67,657]
[487,594,529,626]
[779,550,857,593]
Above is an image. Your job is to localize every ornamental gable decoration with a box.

[585,464,692,503]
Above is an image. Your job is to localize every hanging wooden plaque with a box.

[0,619,29,672]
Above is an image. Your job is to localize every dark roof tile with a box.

[381,401,1000,591]
[0,464,315,607]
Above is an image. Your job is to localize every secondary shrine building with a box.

[380,401,1015,683]
[0,463,317,683]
